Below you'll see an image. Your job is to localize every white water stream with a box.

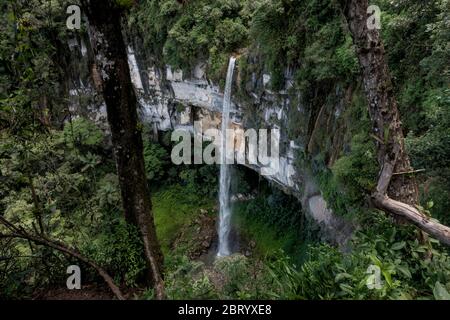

[217,57,236,257]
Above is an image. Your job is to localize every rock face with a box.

[67,40,354,247]
[174,210,217,260]
[129,54,353,246]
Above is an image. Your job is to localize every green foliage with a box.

[115,0,134,9]
[0,118,145,297]
[434,282,450,300]
[142,130,219,194]
[63,118,104,149]
[152,185,215,254]
[106,213,450,300]
[213,254,259,298]
[252,0,358,91]
[163,211,449,300]
[1,0,450,302]
[143,140,170,183]
[165,256,217,299]
[165,253,283,300]
[381,0,450,225]
[318,133,378,218]
[1,120,220,297]
[263,214,450,300]
[132,0,358,93]
[406,88,450,171]
[131,0,253,81]
[233,182,314,263]
[0,0,74,135]
[81,217,146,287]
[250,0,287,90]
[315,91,378,218]
[178,164,219,198]
[332,134,377,193]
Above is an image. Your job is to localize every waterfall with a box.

[217,57,236,257]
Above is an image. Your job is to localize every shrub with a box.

[143,140,170,183]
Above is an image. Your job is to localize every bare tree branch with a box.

[0,216,125,300]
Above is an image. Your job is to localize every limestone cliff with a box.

[66,37,355,247]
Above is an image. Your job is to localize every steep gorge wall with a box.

[66,36,355,247]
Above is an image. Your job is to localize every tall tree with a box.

[339,0,450,245]
[80,0,165,298]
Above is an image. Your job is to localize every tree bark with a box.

[81,0,165,298]
[339,0,450,246]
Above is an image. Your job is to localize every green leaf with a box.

[391,241,406,250]
[369,255,382,267]
[335,272,352,282]
[339,283,353,294]
[396,265,412,278]
[433,282,450,300]
[382,270,393,287]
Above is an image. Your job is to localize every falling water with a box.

[217,57,236,257]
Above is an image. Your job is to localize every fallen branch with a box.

[340,0,450,247]
[372,193,450,246]
[393,169,426,176]
[0,217,125,300]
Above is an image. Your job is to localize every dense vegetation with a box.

[132,0,450,222]
[1,0,449,300]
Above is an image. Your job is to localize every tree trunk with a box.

[340,0,450,246]
[81,0,165,298]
